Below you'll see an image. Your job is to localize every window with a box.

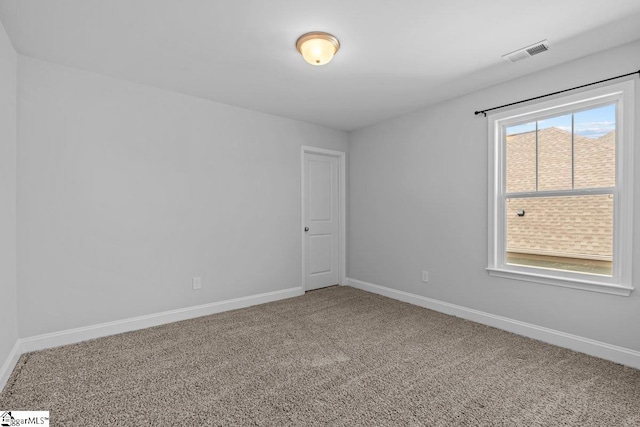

[487,81,634,296]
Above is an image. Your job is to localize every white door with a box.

[303,152,339,290]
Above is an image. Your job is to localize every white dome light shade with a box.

[296,32,340,66]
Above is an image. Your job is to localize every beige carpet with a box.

[1,286,639,426]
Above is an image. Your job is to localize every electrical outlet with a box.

[421,271,429,283]
[192,276,202,290]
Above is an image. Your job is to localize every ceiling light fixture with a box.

[296,32,340,66]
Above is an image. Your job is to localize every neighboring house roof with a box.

[505,128,614,260]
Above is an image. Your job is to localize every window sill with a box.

[486,267,633,296]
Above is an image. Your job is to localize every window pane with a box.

[506,194,613,276]
[537,114,573,191]
[506,122,536,193]
[574,104,616,189]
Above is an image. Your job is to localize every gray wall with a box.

[348,40,640,351]
[17,56,348,337]
[0,19,18,364]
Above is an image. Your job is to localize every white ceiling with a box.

[1,0,640,131]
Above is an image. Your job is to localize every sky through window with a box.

[505,104,615,138]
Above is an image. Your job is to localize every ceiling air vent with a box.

[502,40,549,63]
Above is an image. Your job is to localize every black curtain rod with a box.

[474,69,640,117]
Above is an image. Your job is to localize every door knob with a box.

[304,227,309,232]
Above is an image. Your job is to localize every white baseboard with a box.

[19,286,304,354]
[0,340,22,393]
[346,278,640,370]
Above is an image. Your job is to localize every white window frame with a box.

[487,80,634,296]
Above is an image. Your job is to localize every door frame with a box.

[301,146,346,291]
